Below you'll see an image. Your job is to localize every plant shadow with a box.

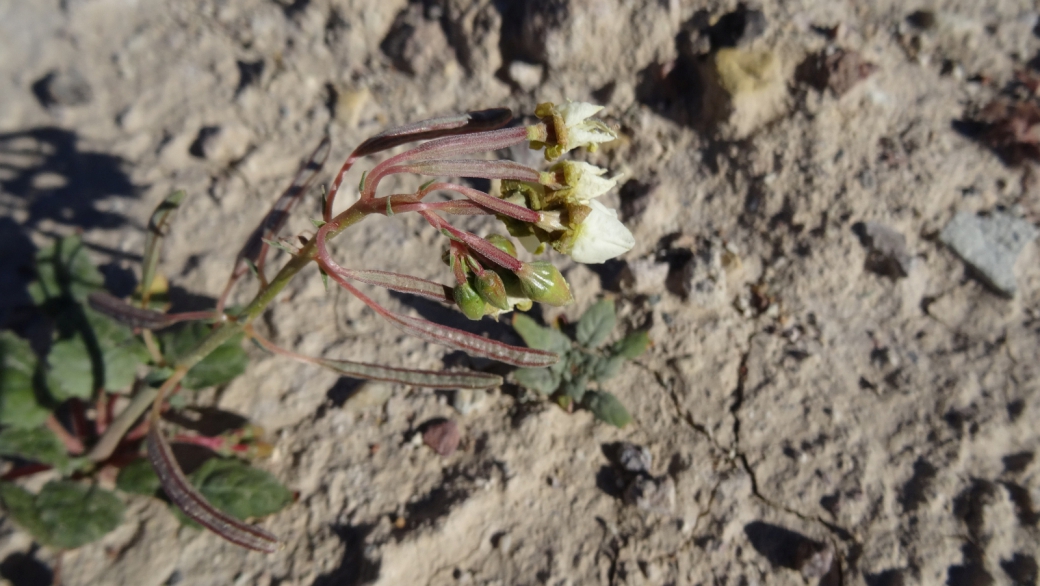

[312,523,381,586]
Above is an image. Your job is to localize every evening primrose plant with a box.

[0,101,634,555]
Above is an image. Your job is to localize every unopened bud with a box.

[515,261,573,307]
[485,234,518,258]
[453,281,486,320]
[474,270,509,310]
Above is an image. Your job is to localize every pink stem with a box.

[363,127,529,200]
[419,211,523,272]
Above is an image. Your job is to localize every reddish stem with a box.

[419,211,523,272]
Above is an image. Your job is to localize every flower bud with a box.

[474,270,509,310]
[515,261,573,306]
[485,234,517,258]
[453,281,486,320]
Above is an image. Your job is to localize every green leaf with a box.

[116,458,161,496]
[589,355,625,382]
[161,323,248,390]
[0,483,48,540]
[190,458,292,521]
[560,373,588,403]
[47,337,94,400]
[612,331,650,359]
[47,307,149,400]
[512,314,571,353]
[35,481,125,549]
[28,236,104,304]
[0,332,49,429]
[583,391,632,428]
[0,427,69,471]
[513,367,559,395]
[576,299,615,348]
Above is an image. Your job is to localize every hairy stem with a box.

[89,204,370,462]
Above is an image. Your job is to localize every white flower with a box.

[551,161,618,204]
[556,102,617,152]
[529,101,618,160]
[565,200,635,264]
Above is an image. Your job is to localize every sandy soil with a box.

[1,0,1039,585]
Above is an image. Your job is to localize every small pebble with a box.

[940,211,1038,297]
[616,442,653,474]
[507,60,544,92]
[624,475,676,514]
[422,419,460,456]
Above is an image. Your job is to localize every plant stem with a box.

[87,203,370,462]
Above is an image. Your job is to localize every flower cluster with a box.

[314,100,634,326]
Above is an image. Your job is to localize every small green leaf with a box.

[161,323,248,390]
[34,481,125,549]
[28,236,105,304]
[583,391,632,428]
[576,299,615,348]
[261,238,296,256]
[190,458,292,521]
[612,331,650,359]
[319,267,329,291]
[512,314,571,353]
[0,483,47,540]
[559,373,588,402]
[513,367,559,395]
[47,337,94,400]
[309,218,327,228]
[0,427,69,471]
[589,355,625,382]
[1,333,50,429]
[116,458,161,496]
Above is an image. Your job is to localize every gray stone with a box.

[624,475,676,515]
[33,69,93,107]
[616,442,652,474]
[940,211,1038,296]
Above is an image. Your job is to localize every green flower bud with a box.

[485,234,518,258]
[453,281,486,320]
[474,270,509,310]
[515,261,573,307]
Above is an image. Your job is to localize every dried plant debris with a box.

[940,211,1038,297]
[970,98,1040,165]
[797,48,877,96]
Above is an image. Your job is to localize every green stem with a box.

[87,203,370,463]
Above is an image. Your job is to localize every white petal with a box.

[569,200,635,264]
[573,168,617,203]
[558,101,603,126]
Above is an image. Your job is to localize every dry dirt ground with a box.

[1,0,1039,585]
